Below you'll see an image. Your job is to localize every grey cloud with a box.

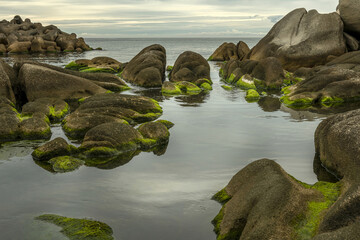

[268,15,283,23]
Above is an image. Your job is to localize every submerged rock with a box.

[35,214,114,240]
[121,44,166,87]
[32,137,76,161]
[170,51,211,83]
[48,156,84,173]
[246,8,346,71]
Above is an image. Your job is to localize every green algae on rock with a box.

[155,120,174,129]
[49,156,84,173]
[175,81,202,95]
[245,89,260,102]
[161,81,182,95]
[221,85,234,91]
[32,137,77,161]
[35,214,114,240]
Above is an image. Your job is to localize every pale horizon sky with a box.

[0,0,339,38]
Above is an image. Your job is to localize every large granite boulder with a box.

[170,51,211,83]
[337,0,360,38]
[121,44,166,87]
[0,15,92,53]
[246,8,347,71]
[212,159,336,240]
[314,109,360,238]
[237,41,250,60]
[18,63,107,102]
[63,93,163,139]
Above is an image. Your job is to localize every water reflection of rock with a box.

[0,140,44,160]
[175,92,209,107]
[131,88,164,103]
[257,96,281,112]
[313,153,339,183]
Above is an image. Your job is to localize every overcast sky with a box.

[0,0,339,38]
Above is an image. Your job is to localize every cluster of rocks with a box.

[0,15,92,54]
[211,0,360,108]
[212,1,360,239]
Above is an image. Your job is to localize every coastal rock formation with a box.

[65,56,126,73]
[281,51,360,108]
[246,8,347,71]
[221,57,285,90]
[209,41,250,61]
[32,137,75,161]
[313,109,360,238]
[121,44,166,87]
[337,0,360,38]
[0,15,91,53]
[0,60,16,103]
[18,63,107,102]
[170,51,211,83]
[212,159,337,240]
[63,93,163,139]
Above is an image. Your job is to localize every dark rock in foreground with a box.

[0,15,92,54]
[212,159,339,240]
[121,44,166,87]
[246,8,346,71]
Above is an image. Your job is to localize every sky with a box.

[0,0,339,38]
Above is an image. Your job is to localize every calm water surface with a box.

[0,38,335,239]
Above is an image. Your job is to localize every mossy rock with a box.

[200,82,212,91]
[161,81,182,95]
[32,137,76,161]
[156,120,174,129]
[221,85,234,91]
[79,67,117,74]
[235,75,256,90]
[35,214,114,240]
[280,95,314,108]
[65,61,85,71]
[166,65,173,71]
[245,89,260,102]
[175,81,202,95]
[49,156,84,173]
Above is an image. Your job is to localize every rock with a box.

[281,66,360,108]
[48,156,84,173]
[0,61,16,103]
[338,0,360,38]
[212,159,328,240]
[66,56,123,73]
[18,63,107,102]
[343,32,359,51]
[0,97,20,142]
[0,44,6,54]
[14,60,129,93]
[237,41,250,60]
[35,214,114,240]
[251,57,285,89]
[208,42,238,61]
[245,89,260,102]
[0,33,8,45]
[170,51,211,83]
[63,93,162,139]
[18,113,51,140]
[161,81,182,95]
[138,121,170,145]
[79,122,144,157]
[30,36,45,52]
[32,137,75,161]
[246,8,346,71]
[314,109,360,238]
[7,41,31,53]
[121,44,166,87]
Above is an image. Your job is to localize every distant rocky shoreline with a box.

[0,15,94,54]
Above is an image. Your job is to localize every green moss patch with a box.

[166,65,173,71]
[175,82,202,95]
[49,156,84,173]
[161,85,182,95]
[212,188,231,205]
[245,89,260,102]
[235,76,256,90]
[35,214,114,240]
[79,67,117,73]
[221,85,233,91]
[280,95,313,108]
[320,96,344,107]
[293,181,341,239]
[156,120,175,129]
[200,82,212,91]
[65,61,85,71]
[284,71,303,86]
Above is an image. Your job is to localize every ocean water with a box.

[0,38,338,239]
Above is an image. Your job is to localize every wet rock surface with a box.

[121,44,166,87]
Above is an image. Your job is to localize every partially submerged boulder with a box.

[0,60,16,103]
[63,93,163,139]
[209,41,250,61]
[65,56,125,73]
[48,156,84,173]
[246,8,347,71]
[212,159,339,240]
[18,63,107,102]
[170,51,211,83]
[121,44,166,87]
[32,137,75,161]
